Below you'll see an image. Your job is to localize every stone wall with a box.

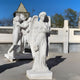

[0,27,13,43]
[49,43,63,53]
[1,20,80,54]
[69,43,80,53]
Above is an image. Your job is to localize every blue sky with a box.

[0,0,80,19]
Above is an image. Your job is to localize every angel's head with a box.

[32,15,38,21]
[20,14,26,21]
[39,12,46,21]
[13,16,20,22]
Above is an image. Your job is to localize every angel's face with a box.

[33,16,38,21]
[20,14,26,21]
[40,14,45,21]
[35,17,38,21]
[14,16,20,22]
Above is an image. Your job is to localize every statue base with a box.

[26,70,52,80]
[4,52,32,62]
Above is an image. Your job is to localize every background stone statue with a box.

[8,15,22,54]
[5,14,33,61]
[8,14,32,54]
[19,14,32,52]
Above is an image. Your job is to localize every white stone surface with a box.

[69,28,80,43]
[26,70,52,80]
[25,12,52,80]
[63,20,69,53]
[0,34,12,43]
[0,26,13,43]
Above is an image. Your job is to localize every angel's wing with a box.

[48,16,51,27]
[30,15,39,29]
[25,16,39,33]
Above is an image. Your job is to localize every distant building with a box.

[14,2,30,19]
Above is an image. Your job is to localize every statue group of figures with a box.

[6,12,52,79]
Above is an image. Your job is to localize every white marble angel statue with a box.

[27,12,51,73]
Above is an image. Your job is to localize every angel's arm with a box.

[20,17,32,29]
[13,21,21,27]
[20,21,29,29]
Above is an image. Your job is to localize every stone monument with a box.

[4,3,32,61]
[25,12,52,80]
[5,11,52,79]
[4,14,32,61]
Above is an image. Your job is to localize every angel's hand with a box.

[33,45,39,52]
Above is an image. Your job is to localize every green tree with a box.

[51,14,64,28]
[64,8,77,27]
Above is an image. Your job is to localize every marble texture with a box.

[4,14,32,61]
[4,13,52,79]
[26,70,52,80]
[25,12,52,80]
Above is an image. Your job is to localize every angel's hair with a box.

[43,15,49,22]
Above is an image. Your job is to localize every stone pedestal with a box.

[26,70,52,80]
[4,52,32,62]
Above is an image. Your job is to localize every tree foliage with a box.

[51,8,78,28]
[64,8,78,27]
[51,14,64,28]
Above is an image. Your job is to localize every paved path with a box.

[0,53,80,80]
